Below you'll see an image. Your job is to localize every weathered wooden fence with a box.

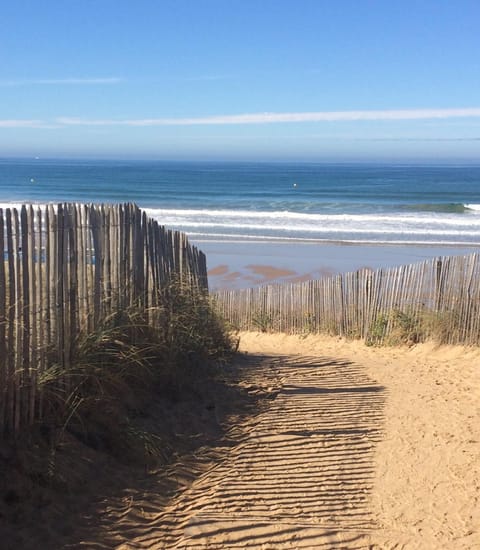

[0,203,207,435]
[214,253,480,345]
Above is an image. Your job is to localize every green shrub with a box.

[366,313,389,346]
[251,311,274,332]
[366,309,424,346]
[386,309,424,346]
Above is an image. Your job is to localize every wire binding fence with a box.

[213,253,480,345]
[0,202,207,435]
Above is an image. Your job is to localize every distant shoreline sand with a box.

[198,240,480,290]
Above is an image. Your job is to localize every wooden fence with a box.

[0,203,207,435]
[213,252,480,346]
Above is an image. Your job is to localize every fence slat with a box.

[214,253,480,346]
[0,209,6,432]
[0,202,207,435]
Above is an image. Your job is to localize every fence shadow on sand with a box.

[99,352,387,549]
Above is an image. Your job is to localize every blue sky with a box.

[1,0,480,161]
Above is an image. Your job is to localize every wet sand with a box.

[197,240,479,290]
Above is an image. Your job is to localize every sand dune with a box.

[86,332,479,549]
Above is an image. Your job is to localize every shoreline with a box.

[197,240,480,290]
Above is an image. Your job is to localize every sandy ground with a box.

[208,263,322,288]
[4,332,478,548]
[58,332,477,549]
[235,333,480,549]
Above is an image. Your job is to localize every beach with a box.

[3,0,480,546]
[200,239,480,289]
[2,160,480,291]
[1,160,479,547]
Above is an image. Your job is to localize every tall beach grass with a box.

[8,278,235,482]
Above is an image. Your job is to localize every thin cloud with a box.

[0,77,123,87]
[56,108,480,127]
[0,119,48,128]
[56,117,124,126]
[3,109,480,130]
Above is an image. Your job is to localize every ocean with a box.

[1,158,480,247]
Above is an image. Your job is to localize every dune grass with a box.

[364,305,479,347]
[25,279,235,476]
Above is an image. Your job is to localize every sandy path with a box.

[237,333,480,549]
[114,350,386,548]
[78,333,479,549]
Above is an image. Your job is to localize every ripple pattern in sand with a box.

[118,354,386,549]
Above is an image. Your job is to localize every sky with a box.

[1,0,480,162]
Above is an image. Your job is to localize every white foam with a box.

[144,206,480,245]
[143,207,480,228]
[2,203,479,246]
[189,232,480,246]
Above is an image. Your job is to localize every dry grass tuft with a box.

[4,279,234,488]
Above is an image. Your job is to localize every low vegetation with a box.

[42,279,234,463]
[0,279,236,535]
[365,306,477,347]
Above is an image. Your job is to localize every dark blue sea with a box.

[1,158,480,246]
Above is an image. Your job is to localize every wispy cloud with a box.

[3,108,480,130]
[0,77,123,87]
[0,119,48,128]
[56,108,480,126]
